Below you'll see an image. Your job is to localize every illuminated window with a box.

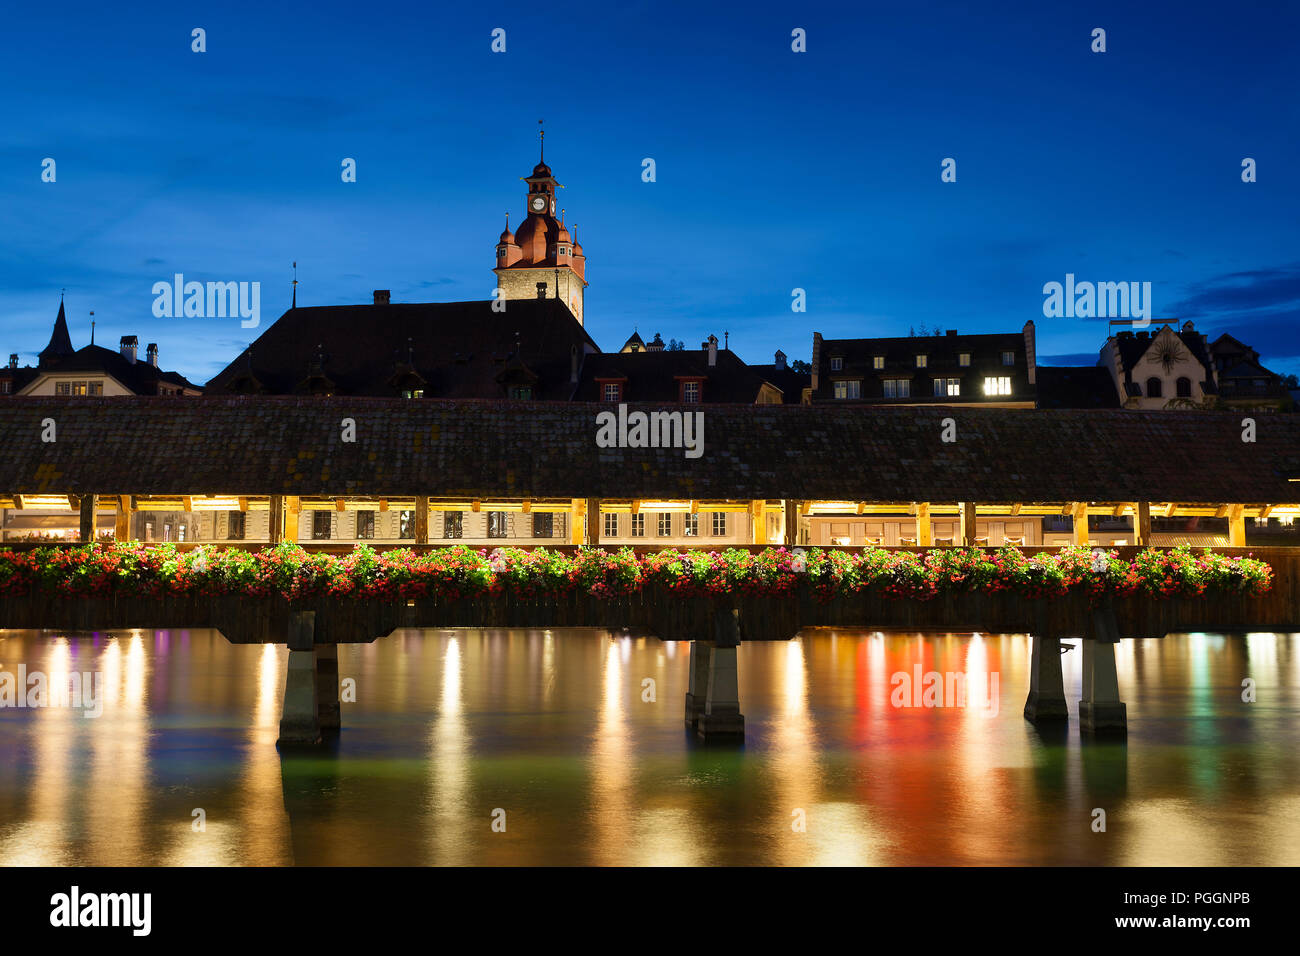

[959,353,971,366]
[684,513,699,536]
[983,376,1012,396]
[312,512,332,540]
[603,382,621,402]
[872,355,885,369]
[87,382,103,395]
[399,511,415,539]
[356,511,375,539]
[682,381,700,403]
[487,511,508,538]
[915,354,927,368]
[833,380,861,399]
[56,382,70,395]
[402,389,424,399]
[933,378,961,396]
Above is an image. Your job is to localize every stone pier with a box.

[1079,604,1127,734]
[695,608,745,742]
[277,610,342,747]
[1023,632,1069,722]
[684,638,711,729]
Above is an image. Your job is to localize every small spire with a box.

[504,211,509,230]
[538,119,544,162]
[90,311,95,345]
[560,207,565,225]
[291,261,298,309]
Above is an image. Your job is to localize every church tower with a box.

[493,129,587,324]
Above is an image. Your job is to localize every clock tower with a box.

[493,129,587,324]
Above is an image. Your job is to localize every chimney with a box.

[119,335,138,364]
[7,354,16,369]
[707,335,718,367]
[774,349,787,370]
[1022,320,1036,386]
[536,282,547,300]
[811,332,822,392]
[146,343,158,367]
[373,290,390,305]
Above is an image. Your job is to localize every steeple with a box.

[38,298,75,367]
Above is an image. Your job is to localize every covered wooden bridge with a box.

[1,396,1298,743]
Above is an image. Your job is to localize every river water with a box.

[0,628,1296,866]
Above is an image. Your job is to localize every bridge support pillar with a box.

[684,639,711,729]
[1079,605,1127,735]
[277,611,341,747]
[1024,633,1069,722]
[696,609,744,742]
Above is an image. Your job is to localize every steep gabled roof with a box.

[31,344,201,394]
[205,299,598,399]
[37,301,75,365]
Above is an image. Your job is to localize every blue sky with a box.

[2,0,1297,383]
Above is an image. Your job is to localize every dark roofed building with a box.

[1035,365,1121,409]
[750,350,810,404]
[810,322,1038,407]
[8,300,201,397]
[1099,320,1217,409]
[206,297,598,400]
[1209,333,1293,411]
[573,335,784,404]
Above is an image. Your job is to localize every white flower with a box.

[192,548,208,573]
[1090,549,1109,573]
[488,548,507,572]
[791,548,806,574]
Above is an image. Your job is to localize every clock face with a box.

[531,196,546,212]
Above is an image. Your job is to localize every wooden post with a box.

[1228,504,1246,546]
[916,502,932,547]
[284,496,301,542]
[570,499,585,545]
[750,500,768,545]
[114,495,131,541]
[78,494,96,542]
[268,495,284,543]
[959,501,977,546]
[783,500,800,547]
[1135,500,1151,546]
[585,498,601,546]
[414,495,429,544]
[1072,502,1089,545]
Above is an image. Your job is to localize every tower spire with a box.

[538,118,544,162]
[291,261,298,309]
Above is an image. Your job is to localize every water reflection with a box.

[0,628,1297,866]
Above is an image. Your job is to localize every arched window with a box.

[1146,377,1163,398]
[1176,377,1191,398]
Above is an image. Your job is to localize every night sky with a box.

[2,0,1297,382]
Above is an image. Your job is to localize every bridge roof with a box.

[0,397,1297,503]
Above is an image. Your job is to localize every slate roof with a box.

[572,348,772,403]
[1035,366,1120,409]
[2,397,1297,504]
[205,299,598,399]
